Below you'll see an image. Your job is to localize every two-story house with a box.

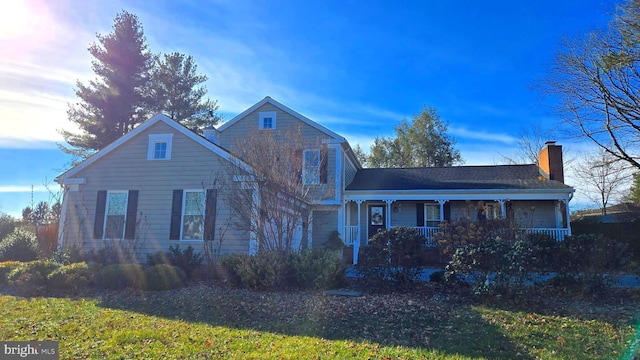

[55,96,574,264]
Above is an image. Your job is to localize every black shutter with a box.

[444,202,451,222]
[169,190,183,240]
[94,191,107,239]
[416,202,424,226]
[124,190,138,240]
[204,189,218,241]
[320,146,328,184]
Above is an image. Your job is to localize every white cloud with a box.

[450,126,516,144]
[0,185,50,193]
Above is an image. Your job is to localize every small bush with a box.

[47,262,100,293]
[0,228,40,262]
[292,248,346,290]
[7,260,60,296]
[147,245,203,277]
[49,245,84,265]
[324,231,345,251]
[144,264,187,291]
[356,227,427,287]
[97,263,146,290]
[222,251,296,290]
[0,213,17,242]
[0,261,21,285]
[444,238,535,296]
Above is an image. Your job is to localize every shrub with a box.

[292,248,346,290]
[85,239,143,265]
[144,264,187,291]
[444,237,538,296]
[356,227,427,287]
[7,260,60,296]
[0,228,40,262]
[324,231,345,251]
[96,263,146,290]
[0,213,17,242]
[47,262,100,293]
[49,245,84,265]
[222,251,296,290]
[147,245,203,277]
[0,261,21,285]
[554,234,630,294]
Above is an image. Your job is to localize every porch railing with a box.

[522,227,570,241]
[342,226,570,247]
[343,226,358,246]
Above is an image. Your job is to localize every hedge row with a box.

[0,260,186,296]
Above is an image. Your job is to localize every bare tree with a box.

[546,1,640,170]
[223,127,330,252]
[572,150,631,215]
[500,123,555,165]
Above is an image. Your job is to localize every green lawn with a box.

[0,284,638,359]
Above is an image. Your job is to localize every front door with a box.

[368,204,386,240]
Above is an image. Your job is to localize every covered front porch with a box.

[341,195,572,264]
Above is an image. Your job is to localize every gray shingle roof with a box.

[345,164,572,191]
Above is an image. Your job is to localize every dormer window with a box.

[259,111,276,130]
[147,134,173,160]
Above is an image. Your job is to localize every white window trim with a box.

[180,189,205,241]
[259,111,277,130]
[424,203,441,227]
[147,134,173,160]
[103,190,129,240]
[484,202,501,220]
[302,149,321,185]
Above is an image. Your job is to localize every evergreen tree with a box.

[367,106,463,168]
[627,172,640,205]
[60,10,153,160]
[149,52,221,132]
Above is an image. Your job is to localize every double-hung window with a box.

[303,150,320,185]
[94,190,138,240]
[182,190,205,240]
[424,204,441,227]
[104,191,128,239]
[484,202,501,220]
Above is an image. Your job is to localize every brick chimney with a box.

[538,141,564,183]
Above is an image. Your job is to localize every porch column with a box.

[385,200,393,229]
[354,200,363,265]
[497,200,506,219]
[437,200,447,221]
[562,199,571,237]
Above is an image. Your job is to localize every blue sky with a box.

[0,0,618,217]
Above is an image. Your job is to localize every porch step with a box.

[324,289,363,297]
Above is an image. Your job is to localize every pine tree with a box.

[367,106,463,168]
[149,52,221,132]
[60,11,153,160]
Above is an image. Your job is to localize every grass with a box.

[0,283,639,359]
